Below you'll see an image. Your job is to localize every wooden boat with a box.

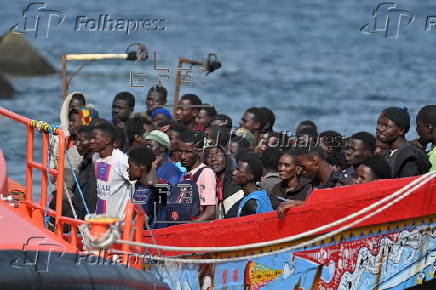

[0,106,435,290]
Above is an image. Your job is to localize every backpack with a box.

[152,167,205,229]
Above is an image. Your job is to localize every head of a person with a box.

[376,107,410,144]
[178,130,203,170]
[196,104,217,128]
[112,92,135,124]
[239,107,266,134]
[278,150,302,181]
[90,122,117,153]
[151,108,173,128]
[296,120,317,136]
[325,151,347,172]
[205,125,231,147]
[205,146,227,175]
[355,155,391,184]
[232,153,263,186]
[114,127,126,151]
[68,109,82,136]
[146,85,167,113]
[75,126,93,156]
[229,135,251,158]
[126,116,153,147]
[257,132,286,155]
[261,147,282,174]
[144,130,171,156]
[375,139,390,157]
[175,94,202,125]
[319,130,343,154]
[78,106,99,126]
[258,107,275,133]
[127,146,156,181]
[295,146,326,180]
[167,122,187,150]
[295,127,318,149]
[345,132,376,166]
[208,114,232,128]
[416,105,436,146]
[68,93,86,112]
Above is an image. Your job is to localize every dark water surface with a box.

[1,0,436,188]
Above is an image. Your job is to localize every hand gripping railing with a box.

[0,106,83,244]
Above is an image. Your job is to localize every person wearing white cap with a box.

[144,130,183,186]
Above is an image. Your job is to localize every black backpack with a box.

[152,167,205,229]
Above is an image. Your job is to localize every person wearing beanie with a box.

[355,155,392,184]
[376,107,430,178]
[151,108,173,128]
[144,130,182,187]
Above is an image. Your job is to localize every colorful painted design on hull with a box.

[154,218,436,289]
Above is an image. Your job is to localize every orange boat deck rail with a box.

[0,106,84,246]
[0,106,147,263]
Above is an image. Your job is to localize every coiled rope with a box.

[114,171,436,259]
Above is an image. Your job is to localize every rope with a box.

[79,214,121,249]
[100,222,436,265]
[30,120,60,135]
[114,173,436,264]
[114,171,436,254]
[43,126,57,228]
[65,150,90,215]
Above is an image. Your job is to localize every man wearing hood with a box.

[205,145,241,219]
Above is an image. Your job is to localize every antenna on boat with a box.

[61,43,148,97]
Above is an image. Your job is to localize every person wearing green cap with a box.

[145,130,182,187]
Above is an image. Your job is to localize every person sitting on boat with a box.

[204,145,241,219]
[195,104,217,129]
[127,145,157,226]
[319,130,347,172]
[208,113,233,129]
[178,130,217,221]
[90,122,133,219]
[239,107,266,148]
[416,105,436,172]
[175,94,205,131]
[144,130,182,187]
[71,125,97,218]
[204,124,231,147]
[151,108,173,129]
[167,122,187,163]
[375,138,390,157]
[145,84,168,121]
[376,107,430,178]
[295,146,337,189]
[339,132,376,185]
[112,92,135,151]
[354,155,392,185]
[270,150,313,217]
[259,148,282,194]
[126,116,153,147]
[233,153,273,217]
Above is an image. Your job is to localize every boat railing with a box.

[0,106,84,247]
